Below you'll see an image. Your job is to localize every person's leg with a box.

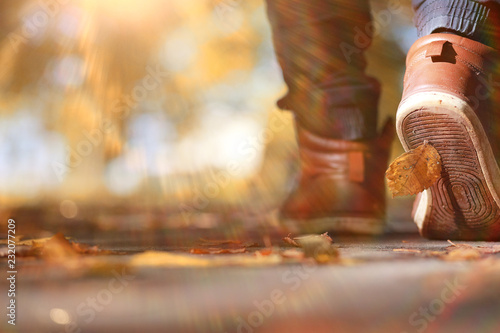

[397,0,500,240]
[266,0,394,234]
[413,0,500,48]
[266,0,380,140]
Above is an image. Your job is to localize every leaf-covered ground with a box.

[2,230,500,333]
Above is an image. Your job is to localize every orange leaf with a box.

[283,232,333,248]
[441,248,482,261]
[393,249,422,253]
[255,248,273,256]
[386,141,442,197]
[39,233,79,260]
[282,234,300,247]
[446,240,500,255]
[189,248,247,255]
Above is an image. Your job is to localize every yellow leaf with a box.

[129,251,283,267]
[386,141,442,197]
[441,248,482,261]
[0,235,72,246]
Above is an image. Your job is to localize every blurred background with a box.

[0,0,419,234]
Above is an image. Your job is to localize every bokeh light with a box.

[49,308,71,325]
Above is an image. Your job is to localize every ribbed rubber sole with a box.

[397,92,500,240]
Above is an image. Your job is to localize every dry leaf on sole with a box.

[386,141,442,197]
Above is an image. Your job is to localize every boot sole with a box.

[281,216,385,235]
[397,91,500,240]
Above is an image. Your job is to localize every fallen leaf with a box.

[190,248,247,255]
[441,248,482,261]
[39,233,79,259]
[386,141,442,197]
[476,245,500,254]
[392,239,500,262]
[283,232,332,248]
[130,251,283,267]
[0,235,24,245]
[294,234,339,263]
[190,238,258,255]
[282,233,338,263]
[319,232,333,243]
[0,233,115,259]
[0,235,72,246]
[393,249,422,253]
[71,243,114,255]
[427,251,447,256]
[446,240,500,255]
[255,248,274,256]
[283,234,300,247]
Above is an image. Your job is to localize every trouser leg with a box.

[413,0,500,47]
[265,0,380,140]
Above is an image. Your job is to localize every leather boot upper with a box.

[401,33,500,155]
[280,119,394,221]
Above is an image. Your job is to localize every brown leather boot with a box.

[397,33,500,240]
[280,119,394,235]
